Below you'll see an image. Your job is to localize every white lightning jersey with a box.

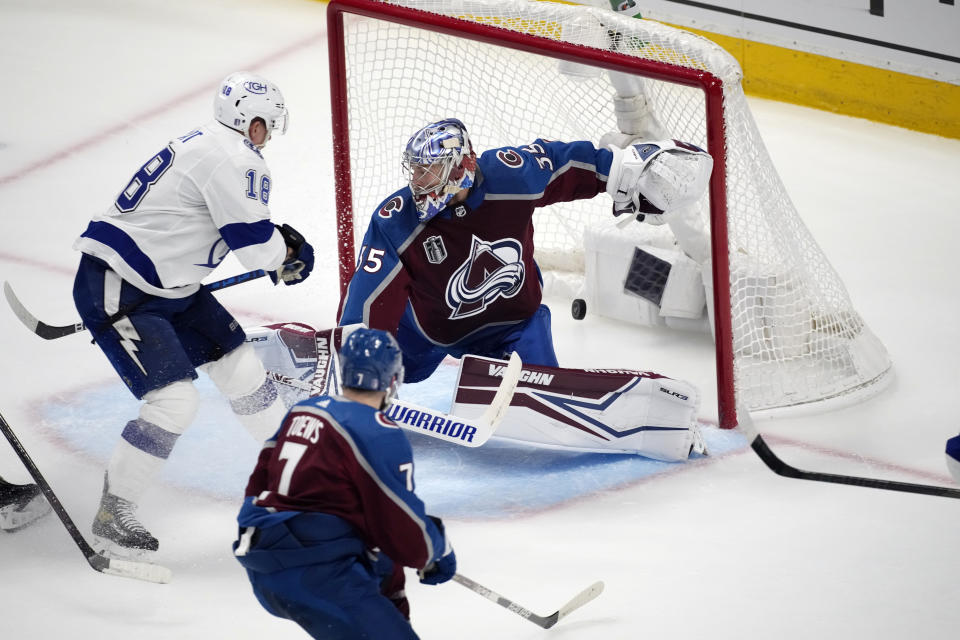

[73,121,287,298]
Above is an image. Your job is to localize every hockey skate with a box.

[0,477,51,532]
[92,478,159,556]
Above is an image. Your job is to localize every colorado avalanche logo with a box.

[445,235,525,319]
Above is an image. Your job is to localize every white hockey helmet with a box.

[214,71,288,144]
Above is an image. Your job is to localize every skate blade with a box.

[92,535,157,560]
[0,495,52,532]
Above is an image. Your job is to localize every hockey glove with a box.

[270,223,315,286]
[612,192,666,226]
[606,139,712,224]
[418,515,456,586]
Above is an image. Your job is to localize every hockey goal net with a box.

[327,0,892,426]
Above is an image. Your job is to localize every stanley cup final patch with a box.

[423,235,447,264]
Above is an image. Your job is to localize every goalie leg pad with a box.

[623,245,705,320]
[623,246,671,307]
[658,249,705,319]
[583,223,709,330]
[238,323,510,449]
[245,323,365,397]
[452,356,701,461]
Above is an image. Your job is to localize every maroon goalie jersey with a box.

[338,139,614,349]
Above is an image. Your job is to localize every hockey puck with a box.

[571,298,586,320]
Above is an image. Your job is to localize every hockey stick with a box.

[386,350,522,446]
[0,411,173,583]
[452,573,604,629]
[738,405,960,499]
[3,268,267,340]
[266,351,524,448]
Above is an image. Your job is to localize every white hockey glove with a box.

[605,139,713,224]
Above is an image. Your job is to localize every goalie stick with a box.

[3,268,268,340]
[266,351,523,448]
[737,405,960,499]
[452,573,604,629]
[0,411,173,583]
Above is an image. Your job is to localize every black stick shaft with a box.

[0,411,100,562]
[4,268,269,340]
[750,434,960,499]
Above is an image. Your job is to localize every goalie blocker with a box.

[244,324,704,460]
[453,356,705,461]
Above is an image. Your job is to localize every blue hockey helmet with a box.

[340,328,404,402]
[402,118,477,222]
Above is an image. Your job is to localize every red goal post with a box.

[326,0,891,429]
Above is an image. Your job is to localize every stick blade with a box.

[3,281,39,333]
[552,580,605,627]
[735,402,758,440]
[3,280,80,339]
[89,552,173,584]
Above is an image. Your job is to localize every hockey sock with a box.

[230,378,288,442]
[106,419,178,501]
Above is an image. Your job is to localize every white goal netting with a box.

[330,0,892,419]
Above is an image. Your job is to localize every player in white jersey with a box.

[71,71,314,556]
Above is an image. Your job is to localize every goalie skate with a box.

[0,479,51,532]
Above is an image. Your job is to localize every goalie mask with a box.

[340,328,405,408]
[214,71,289,147]
[402,118,478,222]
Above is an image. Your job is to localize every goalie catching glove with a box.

[606,139,713,224]
[270,223,314,285]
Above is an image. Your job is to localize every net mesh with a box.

[335,0,891,412]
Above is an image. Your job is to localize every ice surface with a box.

[0,1,958,639]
